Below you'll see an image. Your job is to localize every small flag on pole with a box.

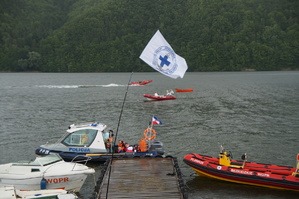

[152,116,162,125]
[139,30,188,79]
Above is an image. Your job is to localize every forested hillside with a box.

[0,0,298,72]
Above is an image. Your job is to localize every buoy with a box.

[40,178,47,189]
[143,128,156,140]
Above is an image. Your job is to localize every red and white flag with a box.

[152,116,162,125]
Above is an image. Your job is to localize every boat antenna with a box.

[105,71,135,198]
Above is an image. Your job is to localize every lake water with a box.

[0,72,298,198]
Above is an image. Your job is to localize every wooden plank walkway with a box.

[96,158,185,199]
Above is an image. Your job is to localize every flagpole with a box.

[105,71,135,199]
[150,115,154,129]
[147,115,154,149]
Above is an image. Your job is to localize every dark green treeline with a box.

[0,0,298,72]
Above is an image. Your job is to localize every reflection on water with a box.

[187,175,299,199]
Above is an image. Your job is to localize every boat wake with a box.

[101,83,125,87]
[37,85,80,89]
[37,84,125,89]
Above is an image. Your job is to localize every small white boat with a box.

[0,154,95,192]
[0,185,78,199]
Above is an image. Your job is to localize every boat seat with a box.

[230,162,244,168]
[231,162,243,166]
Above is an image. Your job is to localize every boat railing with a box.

[71,155,92,165]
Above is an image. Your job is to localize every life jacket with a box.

[118,142,126,152]
[106,137,113,147]
[139,139,147,152]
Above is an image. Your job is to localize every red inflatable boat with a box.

[183,146,299,191]
[129,80,152,86]
[143,94,176,101]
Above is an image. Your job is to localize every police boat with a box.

[35,122,165,162]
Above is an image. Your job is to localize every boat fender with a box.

[40,178,47,189]
[143,128,156,140]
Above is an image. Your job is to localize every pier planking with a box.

[96,158,185,199]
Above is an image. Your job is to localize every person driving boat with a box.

[81,133,89,145]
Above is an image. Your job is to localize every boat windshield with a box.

[62,129,97,147]
[12,154,63,166]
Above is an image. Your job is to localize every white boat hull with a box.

[0,185,78,199]
[0,154,95,192]
[0,174,88,192]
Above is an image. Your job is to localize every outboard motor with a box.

[149,140,164,155]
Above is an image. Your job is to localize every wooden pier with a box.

[93,157,187,199]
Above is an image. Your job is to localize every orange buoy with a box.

[143,128,156,140]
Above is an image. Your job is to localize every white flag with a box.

[139,30,188,79]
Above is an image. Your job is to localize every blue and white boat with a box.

[35,122,165,162]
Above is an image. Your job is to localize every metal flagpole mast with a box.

[147,115,154,149]
[105,71,134,199]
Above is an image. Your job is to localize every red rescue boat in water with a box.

[143,94,176,101]
[129,80,152,86]
[144,89,176,101]
[183,145,299,191]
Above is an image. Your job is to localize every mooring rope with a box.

[105,71,135,199]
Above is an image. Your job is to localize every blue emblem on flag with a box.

[139,30,188,79]
[152,46,178,75]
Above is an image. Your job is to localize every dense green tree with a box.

[0,0,298,72]
[17,51,41,71]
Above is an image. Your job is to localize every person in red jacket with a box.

[118,140,126,152]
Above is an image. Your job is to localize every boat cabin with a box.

[37,122,111,155]
[61,122,110,151]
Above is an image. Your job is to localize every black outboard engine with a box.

[149,140,164,155]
